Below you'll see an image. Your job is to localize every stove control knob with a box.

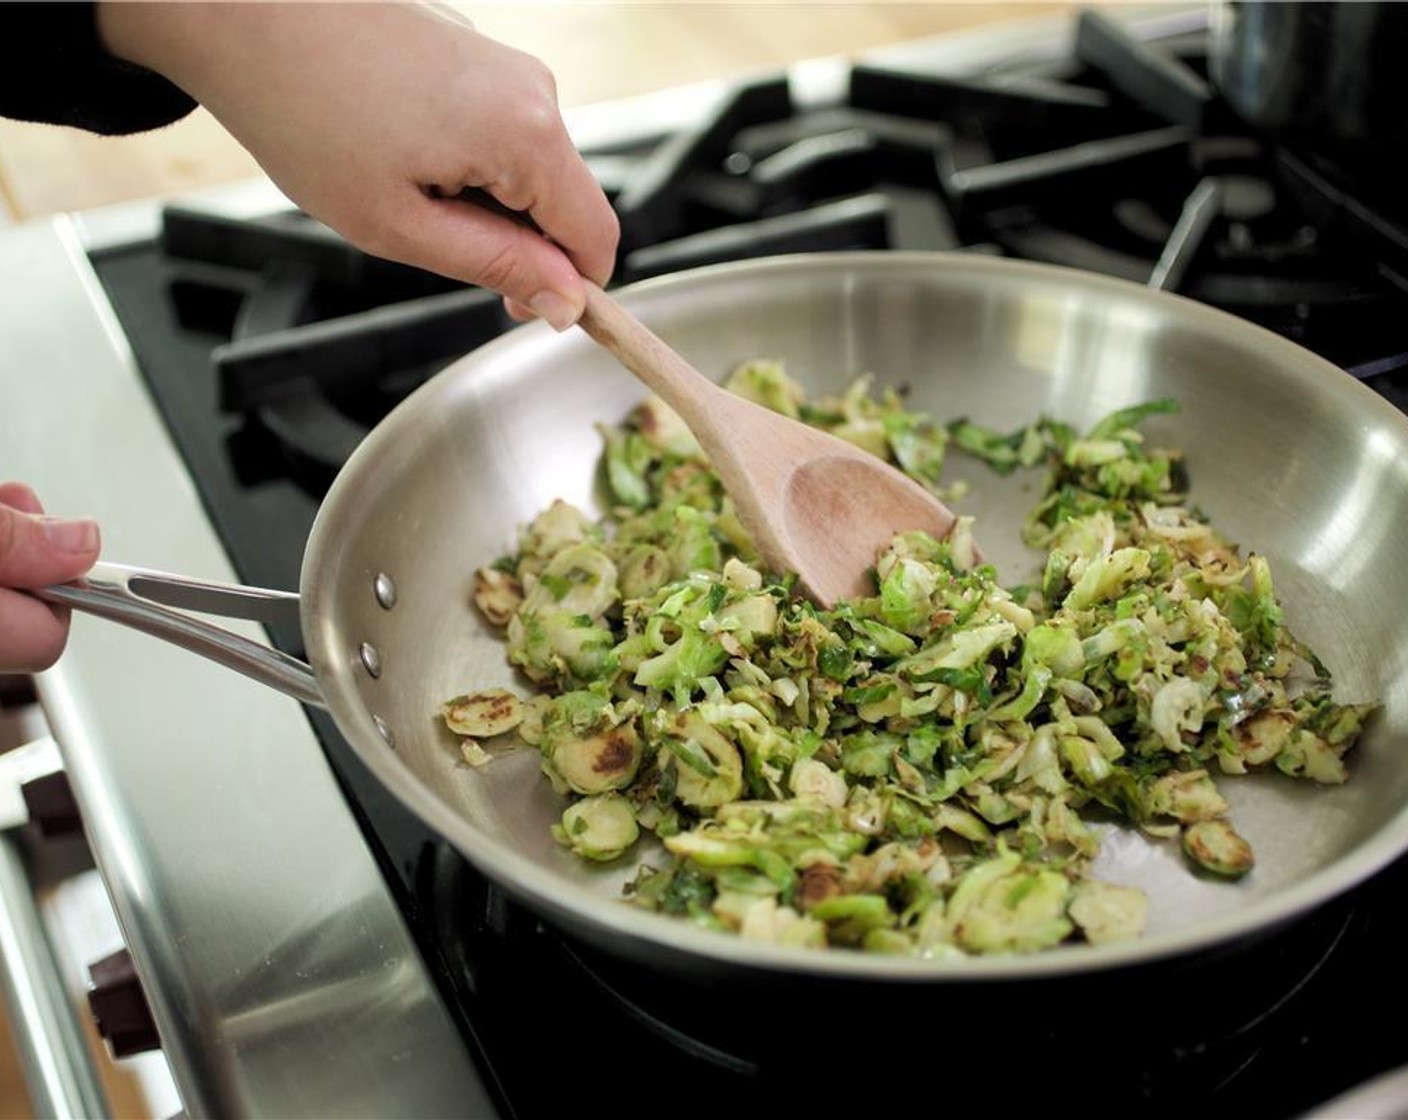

[19,769,83,839]
[88,948,161,1056]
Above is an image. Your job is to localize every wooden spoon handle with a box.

[577,281,727,432]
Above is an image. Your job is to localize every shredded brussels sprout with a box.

[444,364,1377,957]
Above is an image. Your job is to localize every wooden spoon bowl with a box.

[578,282,963,605]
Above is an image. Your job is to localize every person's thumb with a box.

[0,501,101,589]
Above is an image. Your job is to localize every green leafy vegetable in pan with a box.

[443,360,1376,957]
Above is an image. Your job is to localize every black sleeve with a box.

[0,2,197,136]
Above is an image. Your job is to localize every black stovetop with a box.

[87,10,1408,1116]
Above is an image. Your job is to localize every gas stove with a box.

[5,6,1408,1117]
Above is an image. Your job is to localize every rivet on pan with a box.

[373,716,395,749]
[374,573,397,609]
[359,642,382,679]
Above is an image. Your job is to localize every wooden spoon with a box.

[577,281,963,607]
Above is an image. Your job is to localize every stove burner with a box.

[615,77,793,250]
[1276,147,1408,291]
[1148,176,1221,291]
[625,192,895,279]
[1074,7,1217,130]
[944,124,1192,218]
[1216,174,1276,221]
[160,207,507,483]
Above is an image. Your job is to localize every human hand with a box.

[0,483,102,673]
[98,2,619,330]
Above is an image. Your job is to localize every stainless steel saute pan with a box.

[42,252,1408,982]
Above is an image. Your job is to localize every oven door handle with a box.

[36,562,325,709]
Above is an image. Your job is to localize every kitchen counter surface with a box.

[0,2,1092,223]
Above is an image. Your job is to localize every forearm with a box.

[97,2,338,118]
[96,2,324,157]
[97,3,477,139]
[95,1,206,76]
[96,1,619,322]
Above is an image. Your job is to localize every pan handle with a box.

[36,562,324,709]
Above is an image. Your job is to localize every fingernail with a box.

[41,517,99,554]
[527,290,581,332]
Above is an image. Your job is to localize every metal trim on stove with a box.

[0,218,495,1118]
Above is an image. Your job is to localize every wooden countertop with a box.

[0,2,1088,223]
